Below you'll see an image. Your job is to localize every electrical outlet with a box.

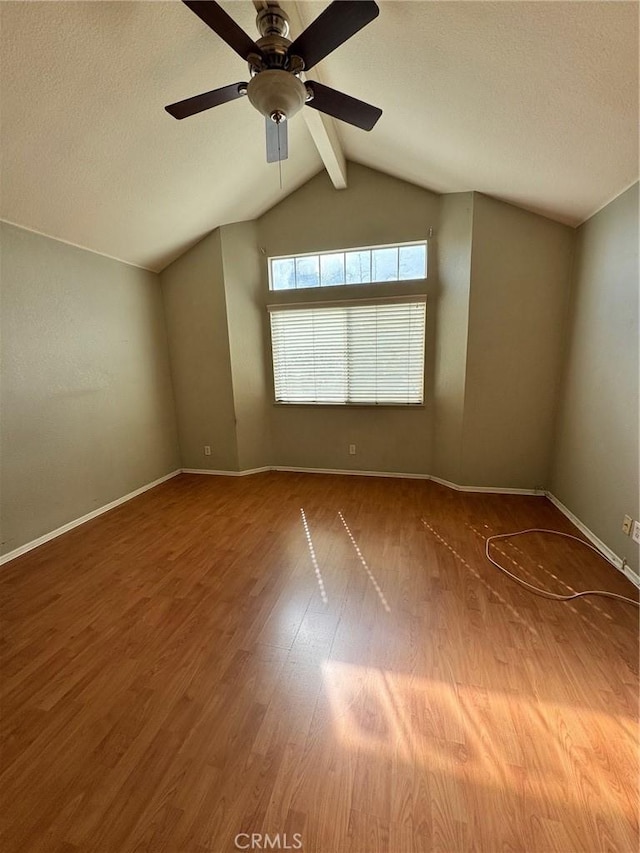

[348,444,356,455]
[632,520,640,545]
[204,445,211,456]
[622,514,633,535]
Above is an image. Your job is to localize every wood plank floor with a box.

[1,472,638,853]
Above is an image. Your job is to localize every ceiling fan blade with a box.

[165,82,247,119]
[305,81,381,131]
[182,1,262,60]
[287,0,379,71]
[266,117,288,163]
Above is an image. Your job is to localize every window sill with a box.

[272,402,425,409]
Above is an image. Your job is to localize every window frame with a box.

[268,240,428,292]
[267,294,427,408]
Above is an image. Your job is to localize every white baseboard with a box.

[429,475,542,496]
[274,467,541,492]
[0,469,181,566]
[624,567,640,588]
[546,491,639,588]
[181,466,271,477]
[8,468,633,590]
[184,464,542,490]
[272,465,431,480]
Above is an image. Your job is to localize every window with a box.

[269,297,426,405]
[270,241,427,291]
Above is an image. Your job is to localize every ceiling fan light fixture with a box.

[247,69,306,121]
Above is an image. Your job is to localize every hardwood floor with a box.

[1,472,638,852]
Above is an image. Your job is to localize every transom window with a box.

[269,241,427,291]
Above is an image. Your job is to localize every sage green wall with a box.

[432,193,473,483]
[160,229,238,471]
[0,222,179,556]
[221,221,271,470]
[161,166,576,486]
[4,169,634,572]
[551,183,639,574]
[460,194,574,488]
[257,163,438,474]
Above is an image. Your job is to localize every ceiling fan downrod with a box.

[248,5,303,74]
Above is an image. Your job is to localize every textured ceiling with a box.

[1,1,638,272]
[311,0,639,226]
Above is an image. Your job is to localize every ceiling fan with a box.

[165,0,382,163]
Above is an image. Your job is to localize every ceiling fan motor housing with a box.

[247,69,307,121]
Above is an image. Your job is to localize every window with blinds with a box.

[269,298,426,405]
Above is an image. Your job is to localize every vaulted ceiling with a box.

[1,1,638,272]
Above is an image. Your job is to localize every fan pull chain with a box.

[278,121,283,190]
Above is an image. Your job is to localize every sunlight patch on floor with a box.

[423,519,537,635]
[321,659,635,813]
[300,507,328,604]
[338,511,391,612]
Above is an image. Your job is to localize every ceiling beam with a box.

[297,90,348,189]
[254,0,348,189]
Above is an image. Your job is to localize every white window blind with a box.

[269,298,426,405]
